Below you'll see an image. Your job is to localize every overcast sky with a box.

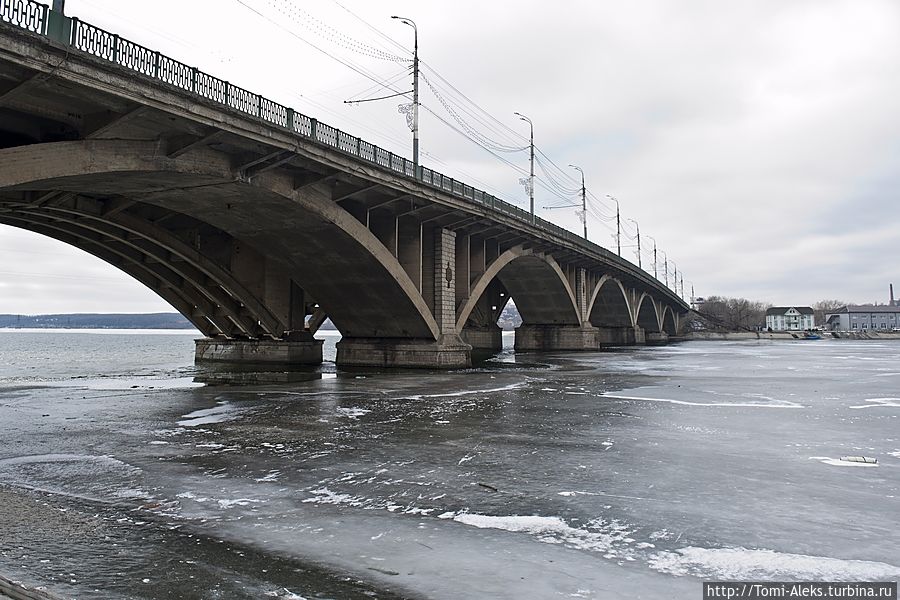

[2,0,899,314]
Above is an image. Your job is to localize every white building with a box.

[824,306,900,331]
[765,306,815,331]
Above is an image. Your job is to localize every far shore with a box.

[688,331,900,341]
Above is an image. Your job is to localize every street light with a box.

[569,164,587,240]
[646,235,658,279]
[606,194,621,256]
[514,111,534,223]
[660,250,668,287]
[670,259,677,292]
[627,218,641,268]
[391,16,418,177]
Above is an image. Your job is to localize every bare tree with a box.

[813,299,847,326]
[696,296,770,332]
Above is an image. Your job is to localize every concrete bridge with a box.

[0,1,688,368]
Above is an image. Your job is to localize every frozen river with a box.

[0,330,898,599]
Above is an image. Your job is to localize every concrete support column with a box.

[595,326,648,346]
[434,227,458,336]
[514,324,599,351]
[335,228,471,369]
[645,331,669,345]
[461,324,503,351]
[195,332,323,365]
[575,267,589,323]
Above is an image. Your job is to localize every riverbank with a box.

[688,331,900,341]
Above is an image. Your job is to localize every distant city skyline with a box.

[2,0,899,313]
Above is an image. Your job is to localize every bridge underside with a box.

[0,19,688,369]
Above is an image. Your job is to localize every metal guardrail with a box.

[0,0,685,305]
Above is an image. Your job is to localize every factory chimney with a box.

[891,284,896,307]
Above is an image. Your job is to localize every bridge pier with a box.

[645,332,669,345]
[461,325,504,352]
[595,326,647,346]
[514,324,599,352]
[195,332,323,365]
[335,335,471,369]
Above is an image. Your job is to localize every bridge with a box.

[0,1,688,368]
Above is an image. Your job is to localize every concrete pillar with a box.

[335,228,472,369]
[594,326,647,346]
[575,268,589,323]
[195,332,323,365]
[645,331,669,345]
[514,324,599,351]
[334,337,470,369]
[434,227,457,335]
[461,324,503,351]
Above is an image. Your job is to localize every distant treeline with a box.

[0,304,528,331]
[0,313,196,329]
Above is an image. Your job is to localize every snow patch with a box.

[600,392,803,408]
[649,546,900,581]
[808,456,878,468]
[178,401,250,427]
[439,512,637,558]
[849,397,900,409]
[335,407,371,419]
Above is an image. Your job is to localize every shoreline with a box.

[687,331,900,341]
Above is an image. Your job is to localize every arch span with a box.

[662,306,678,336]
[635,293,662,333]
[0,140,440,341]
[456,248,580,330]
[587,276,633,328]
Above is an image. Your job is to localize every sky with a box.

[2,0,899,314]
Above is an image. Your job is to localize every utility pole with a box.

[647,236,657,279]
[606,195,621,256]
[680,274,684,299]
[662,251,668,287]
[392,16,418,177]
[515,112,534,223]
[627,219,641,268]
[569,165,587,239]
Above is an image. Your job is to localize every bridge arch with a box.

[0,140,440,341]
[662,306,678,335]
[635,293,662,333]
[456,248,580,331]
[587,275,634,328]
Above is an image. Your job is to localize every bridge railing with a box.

[0,0,45,34]
[0,0,684,305]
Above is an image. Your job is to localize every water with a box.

[0,330,898,599]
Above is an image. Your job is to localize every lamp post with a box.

[627,218,641,268]
[646,235,657,279]
[605,194,621,256]
[514,111,534,223]
[661,251,668,287]
[670,260,677,292]
[569,164,587,240]
[391,16,418,176]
